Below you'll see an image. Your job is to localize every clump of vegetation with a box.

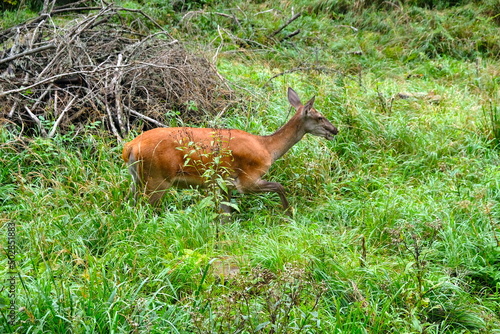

[0,3,235,139]
[190,264,327,332]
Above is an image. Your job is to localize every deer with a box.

[122,87,338,215]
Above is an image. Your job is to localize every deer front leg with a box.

[260,180,290,211]
[238,177,291,215]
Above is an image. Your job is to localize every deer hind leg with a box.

[126,155,170,205]
[126,155,141,204]
[144,177,172,206]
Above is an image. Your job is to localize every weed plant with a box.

[2,0,500,332]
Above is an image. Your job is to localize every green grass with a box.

[2,0,500,332]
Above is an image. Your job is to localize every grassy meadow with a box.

[1,0,500,332]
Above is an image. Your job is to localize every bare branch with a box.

[50,6,104,15]
[270,12,302,38]
[116,7,172,36]
[0,5,234,137]
[7,101,18,118]
[48,95,77,138]
[0,44,56,65]
[280,29,300,42]
[125,106,168,128]
[111,53,127,134]
[24,105,47,137]
[334,24,359,32]
[0,69,103,98]
[105,103,122,141]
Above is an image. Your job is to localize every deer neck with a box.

[263,113,306,163]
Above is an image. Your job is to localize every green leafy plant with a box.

[177,129,239,227]
[189,264,327,333]
[483,100,500,148]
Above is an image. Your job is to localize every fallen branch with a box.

[280,29,300,42]
[7,101,18,118]
[270,12,301,37]
[105,103,122,141]
[0,69,104,98]
[24,105,47,137]
[110,53,127,134]
[179,10,241,27]
[50,6,105,15]
[48,95,77,138]
[0,4,235,137]
[117,7,171,35]
[0,44,56,66]
[126,106,168,128]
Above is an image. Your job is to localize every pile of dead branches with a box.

[0,3,235,140]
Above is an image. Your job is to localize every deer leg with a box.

[126,157,169,206]
[127,156,141,204]
[238,178,291,215]
[260,181,289,210]
[145,178,172,206]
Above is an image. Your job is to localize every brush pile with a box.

[0,3,235,139]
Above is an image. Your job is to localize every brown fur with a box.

[122,87,338,213]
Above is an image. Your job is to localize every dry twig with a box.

[270,12,302,38]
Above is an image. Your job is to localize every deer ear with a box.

[302,96,315,115]
[287,87,302,109]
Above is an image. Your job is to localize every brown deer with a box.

[122,87,338,214]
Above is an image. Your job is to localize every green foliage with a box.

[483,101,500,148]
[0,0,93,11]
[307,1,500,61]
[190,265,327,332]
[171,0,215,12]
[0,8,37,28]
